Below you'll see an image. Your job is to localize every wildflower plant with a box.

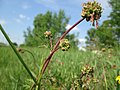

[80,64,99,90]
[70,64,99,90]
[0,0,103,90]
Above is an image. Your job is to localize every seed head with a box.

[81,1,102,28]
[59,39,70,51]
[81,64,94,76]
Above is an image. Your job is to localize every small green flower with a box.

[116,76,120,84]
[59,39,70,51]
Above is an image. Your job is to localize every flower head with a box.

[81,1,102,28]
[59,39,70,51]
[116,76,120,84]
[81,64,94,75]
[44,31,52,38]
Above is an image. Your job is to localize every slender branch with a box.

[53,18,85,50]
[41,47,59,74]
[36,47,59,88]
[41,18,85,75]
[24,49,37,72]
[0,24,37,84]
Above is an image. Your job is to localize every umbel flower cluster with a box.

[59,39,70,51]
[81,1,102,28]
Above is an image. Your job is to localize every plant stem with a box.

[24,49,37,72]
[0,24,37,84]
[53,18,85,50]
[41,47,59,74]
[103,66,108,90]
[41,18,85,75]
[37,18,85,88]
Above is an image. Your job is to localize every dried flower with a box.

[59,39,70,51]
[81,1,102,28]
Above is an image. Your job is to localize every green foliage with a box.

[24,10,78,47]
[85,20,118,48]
[109,0,120,43]
[24,27,34,46]
[109,0,120,27]
[0,42,7,47]
[0,47,120,89]
[86,0,120,48]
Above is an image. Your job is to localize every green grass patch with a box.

[0,46,119,89]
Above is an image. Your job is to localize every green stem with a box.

[37,74,42,90]
[24,49,37,71]
[41,18,85,75]
[53,18,85,50]
[0,24,37,84]
[117,69,120,76]
[35,66,43,90]
[102,63,108,90]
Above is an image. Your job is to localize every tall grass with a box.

[0,46,119,89]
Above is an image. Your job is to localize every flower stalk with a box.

[35,18,85,89]
[0,1,103,89]
[40,18,85,75]
[17,48,37,72]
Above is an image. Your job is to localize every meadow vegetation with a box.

[0,0,120,90]
[0,46,119,89]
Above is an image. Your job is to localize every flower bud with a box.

[59,39,70,51]
[44,31,52,38]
